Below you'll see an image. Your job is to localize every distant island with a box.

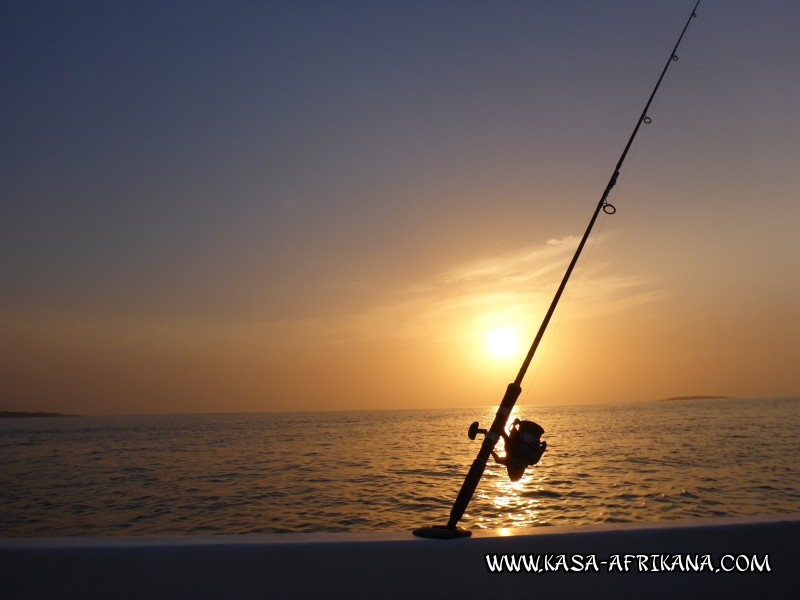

[0,411,78,418]
[658,395,734,402]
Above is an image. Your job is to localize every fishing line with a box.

[520,207,611,408]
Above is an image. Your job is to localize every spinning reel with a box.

[469,418,547,482]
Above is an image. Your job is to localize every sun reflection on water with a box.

[1,398,797,536]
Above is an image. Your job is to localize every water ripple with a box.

[1,398,798,535]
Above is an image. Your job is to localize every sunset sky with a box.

[2,1,798,415]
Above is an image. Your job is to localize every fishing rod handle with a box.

[447,383,522,529]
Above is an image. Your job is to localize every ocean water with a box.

[1,397,798,537]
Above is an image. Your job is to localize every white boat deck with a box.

[2,514,797,599]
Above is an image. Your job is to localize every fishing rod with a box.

[414,0,701,539]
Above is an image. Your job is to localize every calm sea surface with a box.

[1,397,798,537]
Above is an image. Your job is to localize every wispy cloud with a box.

[256,236,668,345]
[0,236,669,388]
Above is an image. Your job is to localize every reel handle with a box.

[467,421,487,440]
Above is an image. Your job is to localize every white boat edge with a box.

[2,514,798,599]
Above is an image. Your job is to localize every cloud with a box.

[253,236,668,346]
[3,236,665,354]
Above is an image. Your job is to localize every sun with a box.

[486,326,520,359]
